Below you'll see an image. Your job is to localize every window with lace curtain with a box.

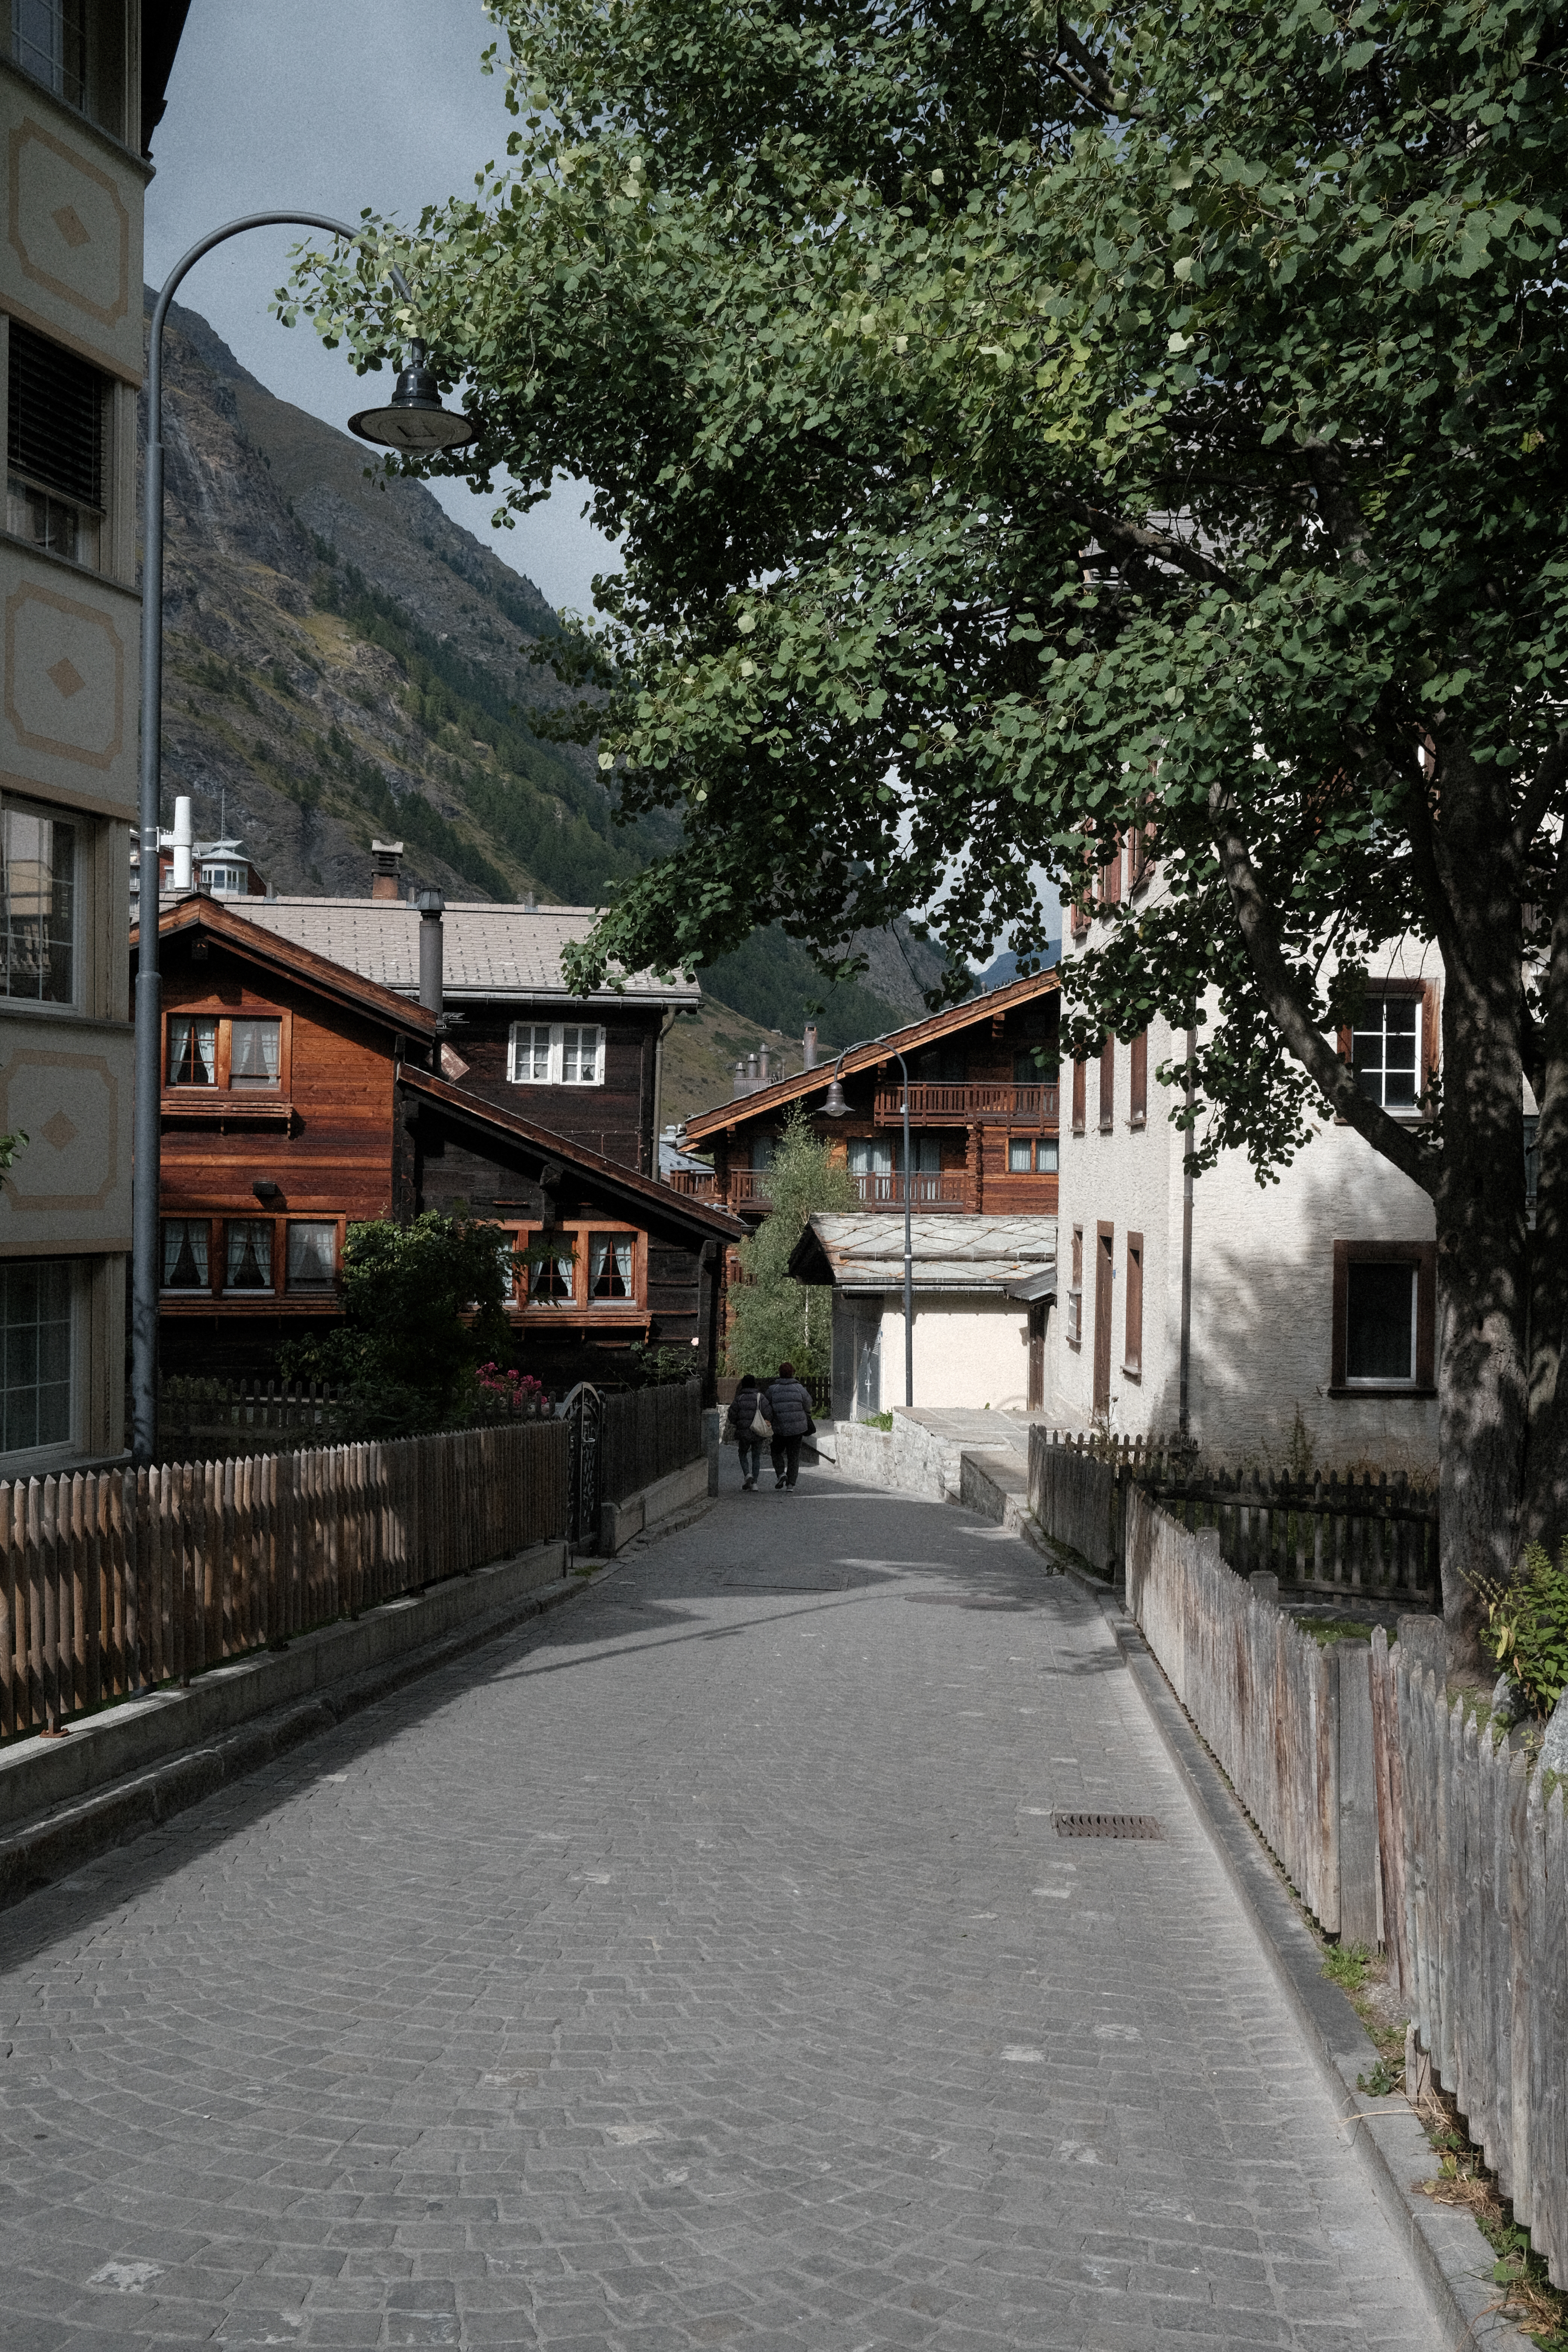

[165,1012,285,1091]
[589,1234,634,1300]
[161,1219,210,1291]
[224,1220,273,1292]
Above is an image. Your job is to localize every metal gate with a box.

[562,1381,602,1550]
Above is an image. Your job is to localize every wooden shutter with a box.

[1098,1035,1115,1131]
[1093,1223,1114,1415]
[1098,837,1122,906]
[1072,1058,1086,1135]
[1124,1231,1143,1375]
[1130,1029,1147,1126]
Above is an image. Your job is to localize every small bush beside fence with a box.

[0,1419,569,1742]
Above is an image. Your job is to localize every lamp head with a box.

[349,344,478,453]
[822,1078,848,1117]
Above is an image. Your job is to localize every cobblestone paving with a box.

[0,1475,1436,2350]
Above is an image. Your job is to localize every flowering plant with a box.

[476,1363,550,1414]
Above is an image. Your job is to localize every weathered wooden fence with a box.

[1027,1426,1437,1602]
[1117,1479,1568,2289]
[156,1377,557,1463]
[1125,1486,1382,1938]
[0,1419,569,1742]
[1390,1649,1568,2283]
[599,1379,703,1507]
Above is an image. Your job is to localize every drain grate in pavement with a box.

[1053,1812,1164,1841]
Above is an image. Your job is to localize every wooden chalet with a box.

[678,969,1061,1220]
[135,899,742,1389]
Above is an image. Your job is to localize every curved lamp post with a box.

[821,1046,914,1409]
[132,213,477,1465]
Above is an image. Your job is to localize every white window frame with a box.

[0,1256,80,1472]
[1344,1259,1419,1388]
[1066,1288,1083,1346]
[0,791,79,1015]
[507,1021,606,1087]
[1350,986,1426,1118]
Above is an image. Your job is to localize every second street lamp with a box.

[132,211,476,1466]
[822,1044,915,1410]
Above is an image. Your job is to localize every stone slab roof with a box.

[220,900,702,1008]
[790,1213,1057,1293]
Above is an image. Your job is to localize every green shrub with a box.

[1474,1539,1568,1720]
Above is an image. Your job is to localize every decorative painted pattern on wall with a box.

[1,98,140,377]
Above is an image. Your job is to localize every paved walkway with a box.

[0,1470,1435,2351]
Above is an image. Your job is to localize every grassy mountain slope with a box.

[153,297,946,1060]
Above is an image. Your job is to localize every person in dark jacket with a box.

[726,1375,773,1490]
[765,1361,815,1490]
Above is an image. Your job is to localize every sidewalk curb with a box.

[1101,1589,1512,2351]
[0,1551,624,1914]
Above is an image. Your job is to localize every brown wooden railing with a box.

[851,1171,967,1208]
[728,1169,773,1203]
[873,1082,1059,1126]
[0,1420,570,1740]
[665,1169,717,1199]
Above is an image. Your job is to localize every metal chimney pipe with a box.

[803,1021,818,1069]
[172,795,193,893]
[747,1052,759,1081]
[415,888,445,1018]
[758,1044,770,1083]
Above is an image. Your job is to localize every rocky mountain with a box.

[149,297,946,1077]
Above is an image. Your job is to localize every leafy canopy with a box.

[290,0,1568,1187]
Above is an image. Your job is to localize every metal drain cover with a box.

[1053,1812,1164,1841]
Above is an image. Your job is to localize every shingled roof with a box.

[219,900,702,1009]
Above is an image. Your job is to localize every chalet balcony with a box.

[666,1168,717,1200]
[851,1171,967,1209]
[873,1082,1059,1127]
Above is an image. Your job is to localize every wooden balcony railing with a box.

[851,1171,968,1209]
[873,1082,1059,1127]
[665,1168,717,1199]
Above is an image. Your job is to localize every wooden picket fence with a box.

[1121,1479,1568,2289]
[0,1419,570,1742]
[1389,1650,1568,2283]
[1027,1426,1437,1600]
[599,1379,703,1507]
[156,1377,557,1463]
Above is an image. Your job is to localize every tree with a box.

[282,1210,516,1435]
[292,1,1568,1654]
[725,1107,854,1381]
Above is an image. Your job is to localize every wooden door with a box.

[1027,1302,1047,1413]
[1093,1223,1115,1420]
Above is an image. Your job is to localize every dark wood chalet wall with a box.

[443,1004,661,1174]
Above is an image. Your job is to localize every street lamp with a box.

[132,213,477,1465]
[821,1044,915,1409]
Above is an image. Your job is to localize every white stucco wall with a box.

[873,1293,1031,1413]
[1047,913,1440,1473]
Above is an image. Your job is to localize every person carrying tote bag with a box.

[725,1375,773,1490]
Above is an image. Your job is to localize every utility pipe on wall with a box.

[1178,1023,1197,1440]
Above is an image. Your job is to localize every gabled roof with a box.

[684,967,1060,1144]
[134,897,440,1041]
[219,899,703,1009]
[790,1212,1057,1294]
[400,1068,746,1243]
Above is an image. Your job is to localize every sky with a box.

[144,0,618,617]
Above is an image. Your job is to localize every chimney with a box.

[747,1052,759,1083]
[415,888,445,1018]
[172,796,193,893]
[803,1021,818,1069]
[758,1044,770,1084]
[371,839,404,901]
[523,889,538,913]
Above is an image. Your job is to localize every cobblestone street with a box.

[0,1473,1436,2350]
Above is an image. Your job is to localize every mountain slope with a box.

[151,297,947,1050]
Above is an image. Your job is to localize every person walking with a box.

[726,1375,773,1491]
[764,1360,815,1491]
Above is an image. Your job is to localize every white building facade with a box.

[1046,850,1441,1473]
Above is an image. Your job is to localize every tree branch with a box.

[1510,731,1568,870]
[1209,784,1437,1193]
[1067,500,1242,594]
[1053,14,1125,112]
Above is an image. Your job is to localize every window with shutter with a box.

[1130,1030,1148,1127]
[1072,1058,1086,1135]
[6,321,106,569]
[1067,1225,1083,1346]
[508,1024,553,1083]
[1123,1232,1143,1376]
[1098,1036,1115,1131]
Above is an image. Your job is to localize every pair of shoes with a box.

[774,1478,786,1490]
[742,1477,754,1490]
